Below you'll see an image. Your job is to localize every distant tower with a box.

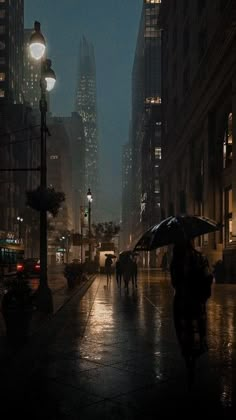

[75,36,99,218]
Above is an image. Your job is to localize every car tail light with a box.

[35,264,40,270]
[17,263,24,271]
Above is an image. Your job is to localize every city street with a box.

[3,270,236,419]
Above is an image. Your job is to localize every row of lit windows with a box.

[145,0,161,3]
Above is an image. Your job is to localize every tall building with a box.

[47,117,74,264]
[129,0,162,258]
[63,112,86,232]
[0,0,24,104]
[0,1,41,264]
[75,36,99,219]
[160,0,236,280]
[121,138,132,251]
[23,28,41,109]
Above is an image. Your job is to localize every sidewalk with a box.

[1,271,236,419]
[0,273,97,369]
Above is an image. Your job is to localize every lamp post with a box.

[16,216,23,241]
[87,188,92,262]
[30,21,56,313]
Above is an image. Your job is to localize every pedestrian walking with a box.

[105,255,113,287]
[122,255,133,291]
[115,258,122,288]
[170,238,213,387]
[131,256,138,287]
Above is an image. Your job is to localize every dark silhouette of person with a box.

[131,256,138,287]
[115,258,122,288]
[122,255,133,291]
[161,252,168,272]
[105,256,113,286]
[170,238,213,387]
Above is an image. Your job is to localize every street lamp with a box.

[16,216,23,241]
[60,234,70,263]
[29,21,56,313]
[87,188,92,262]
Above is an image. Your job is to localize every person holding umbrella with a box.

[134,214,219,386]
[170,237,213,387]
[104,254,115,287]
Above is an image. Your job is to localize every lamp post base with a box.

[34,285,53,314]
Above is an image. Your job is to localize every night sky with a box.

[24,0,142,221]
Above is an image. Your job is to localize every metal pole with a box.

[37,61,53,313]
[88,200,91,261]
[19,222,21,242]
[81,227,83,263]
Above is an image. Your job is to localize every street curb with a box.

[30,273,97,335]
[53,273,97,313]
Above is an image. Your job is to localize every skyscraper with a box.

[23,28,41,109]
[0,0,24,105]
[75,36,99,218]
[130,0,162,254]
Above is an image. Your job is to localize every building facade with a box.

[129,0,162,261]
[121,139,132,251]
[75,36,99,219]
[160,0,236,279]
[0,0,24,105]
[23,28,41,109]
[0,2,42,266]
[63,112,86,233]
[47,117,73,264]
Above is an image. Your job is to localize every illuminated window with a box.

[155,179,160,193]
[155,147,161,160]
[224,188,232,244]
[0,88,4,97]
[223,112,233,168]
[0,72,5,80]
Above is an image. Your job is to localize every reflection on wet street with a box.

[9,270,236,418]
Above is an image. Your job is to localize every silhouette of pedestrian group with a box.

[115,253,138,290]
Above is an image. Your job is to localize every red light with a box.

[35,264,40,270]
[17,264,24,271]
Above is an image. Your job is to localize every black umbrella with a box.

[134,215,221,251]
[119,250,139,257]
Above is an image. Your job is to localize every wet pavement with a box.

[2,270,236,419]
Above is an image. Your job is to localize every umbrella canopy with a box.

[134,215,221,251]
[119,250,139,257]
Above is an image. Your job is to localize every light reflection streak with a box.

[207,287,235,408]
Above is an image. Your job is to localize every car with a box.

[16,258,40,278]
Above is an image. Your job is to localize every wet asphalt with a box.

[2,270,236,419]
